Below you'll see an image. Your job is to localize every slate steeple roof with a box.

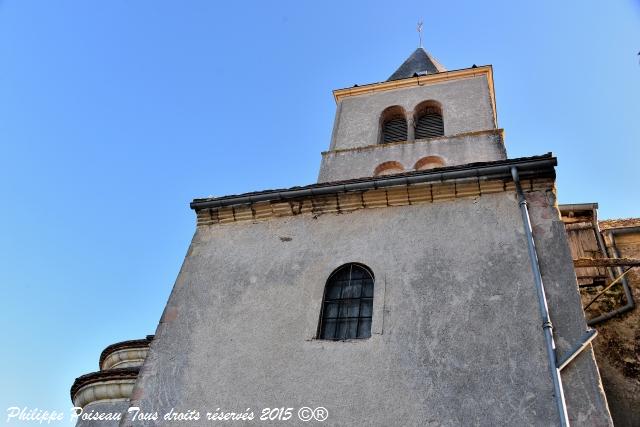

[387,47,446,81]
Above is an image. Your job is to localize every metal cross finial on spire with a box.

[417,20,424,47]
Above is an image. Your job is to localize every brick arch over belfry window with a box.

[373,161,404,176]
[414,156,445,170]
[318,264,374,340]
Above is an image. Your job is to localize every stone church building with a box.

[70,47,635,426]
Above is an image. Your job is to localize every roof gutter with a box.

[558,203,599,212]
[191,156,556,211]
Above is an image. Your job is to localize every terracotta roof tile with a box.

[599,218,640,230]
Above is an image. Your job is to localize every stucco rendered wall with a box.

[125,191,611,426]
[319,75,502,182]
[329,75,496,152]
[318,130,506,182]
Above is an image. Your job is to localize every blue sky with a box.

[0,1,639,425]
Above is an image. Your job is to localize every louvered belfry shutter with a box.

[415,110,444,139]
[382,118,407,143]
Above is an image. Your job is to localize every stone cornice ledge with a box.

[192,154,557,227]
[99,335,154,370]
[192,154,555,209]
[101,348,149,370]
[321,129,504,156]
[333,66,493,102]
[332,65,497,127]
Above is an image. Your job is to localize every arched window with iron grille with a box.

[318,264,374,340]
[414,101,444,139]
[380,106,407,144]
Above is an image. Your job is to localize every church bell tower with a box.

[318,47,506,182]
[69,42,615,427]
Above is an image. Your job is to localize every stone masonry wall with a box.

[123,190,611,426]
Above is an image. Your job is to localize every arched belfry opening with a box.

[380,106,407,144]
[317,45,505,183]
[414,101,444,139]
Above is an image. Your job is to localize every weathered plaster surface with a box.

[124,191,611,426]
[318,130,506,182]
[525,191,612,426]
[319,75,503,182]
[330,75,495,151]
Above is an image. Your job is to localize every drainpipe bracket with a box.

[556,329,598,371]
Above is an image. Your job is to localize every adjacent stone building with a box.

[71,47,623,426]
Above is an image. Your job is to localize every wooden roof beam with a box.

[573,258,640,268]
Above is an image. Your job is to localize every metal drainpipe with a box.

[511,167,570,427]
[591,208,613,281]
[587,227,637,325]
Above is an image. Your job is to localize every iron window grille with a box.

[318,264,374,340]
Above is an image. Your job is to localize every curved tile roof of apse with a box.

[98,335,154,369]
[70,367,140,402]
[388,47,446,81]
[600,218,640,230]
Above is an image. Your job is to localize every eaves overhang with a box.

[99,335,154,370]
[70,367,140,404]
[191,153,557,211]
[559,203,599,212]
